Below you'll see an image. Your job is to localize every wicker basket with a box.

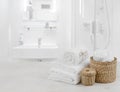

[81,68,96,86]
[90,57,117,83]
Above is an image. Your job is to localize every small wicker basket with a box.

[81,68,96,86]
[90,57,117,83]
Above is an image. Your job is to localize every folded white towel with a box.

[53,62,84,74]
[48,68,81,85]
[48,60,90,85]
[48,48,90,85]
[48,75,75,84]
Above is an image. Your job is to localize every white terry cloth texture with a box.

[48,68,81,85]
[48,59,90,85]
[52,60,89,74]
[79,48,89,64]
[93,49,114,62]
[62,51,77,65]
[60,48,89,65]
[51,63,84,75]
[102,57,114,62]
[48,48,89,85]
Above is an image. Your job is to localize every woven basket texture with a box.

[81,68,96,86]
[90,57,117,83]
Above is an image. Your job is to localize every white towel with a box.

[81,58,90,67]
[48,48,90,85]
[48,60,90,85]
[61,48,89,65]
[93,50,108,61]
[78,48,89,64]
[93,50,114,62]
[53,62,84,74]
[48,68,81,85]
[102,56,114,62]
[63,51,76,65]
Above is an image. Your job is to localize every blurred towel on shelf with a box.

[48,68,81,85]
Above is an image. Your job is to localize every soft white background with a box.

[0,0,120,92]
[0,0,120,61]
[0,0,9,61]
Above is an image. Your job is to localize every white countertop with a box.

[0,60,120,92]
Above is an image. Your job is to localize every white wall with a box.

[73,0,94,52]
[112,0,120,59]
[10,0,72,49]
[0,0,9,61]
[0,0,120,61]
[73,0,115,56]
[76,0,120,60]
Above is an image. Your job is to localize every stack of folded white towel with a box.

[93,49,114,62]
[48,48,89,85]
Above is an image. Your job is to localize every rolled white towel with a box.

[78,48,89,64]
[93,50,108,61]
[81,58,90,67]
[62,50,78,65]
[102,56,114,62]
[48,68,81,85]
[61,48,89,65]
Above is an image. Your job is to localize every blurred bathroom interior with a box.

[0,0,120,92]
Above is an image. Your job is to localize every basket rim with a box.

[90,57,117,65]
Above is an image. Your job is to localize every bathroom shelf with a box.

[23,19,58,23]
[22,20,57,31]
[23,26,57,31]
